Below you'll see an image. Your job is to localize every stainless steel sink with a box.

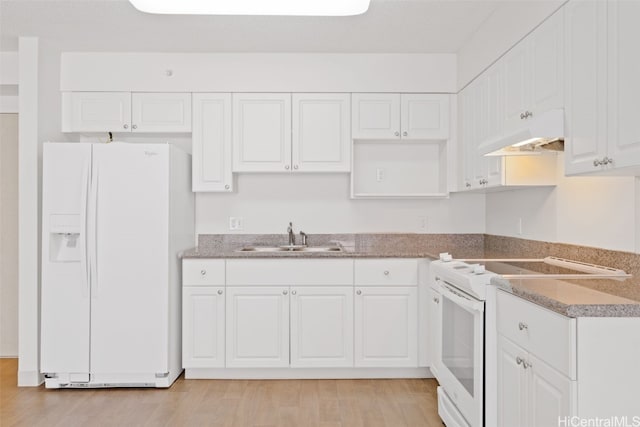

[237,245,342,253]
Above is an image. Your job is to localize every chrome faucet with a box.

[287,222,295,246]
[300,231,308,246]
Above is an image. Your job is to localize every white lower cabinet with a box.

[354,286,418,367]
[225,286,290,368]
[290,286,354,368]
[497,335,575,427]
[182,286,225,368]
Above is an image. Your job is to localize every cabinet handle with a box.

[291,290,297,295]
[356,290,362,295]
[518,322,528,331]
[123,124,129,129]
[403,131,408,137]
[132,124,138,130]
[394,131,400,137]
[217,289,223,295]
[433,297,440,304]
[283,290,288,295]
[200,270,206,276]
[293,165,299,170]
[224,184,230,190]
[285,165,290,170]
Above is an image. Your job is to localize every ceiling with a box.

[0,0,501,53]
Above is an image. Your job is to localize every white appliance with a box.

[431,257,496,427]
[41,142,194,388]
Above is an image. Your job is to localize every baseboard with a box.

[185,367,433,380]
[18,370,44,387]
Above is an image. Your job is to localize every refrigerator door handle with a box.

[79,159,91,298]
[89,162,99,298]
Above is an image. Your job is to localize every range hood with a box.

[478,109,565,156]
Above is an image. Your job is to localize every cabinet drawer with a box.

[354,259,418,286]
[497,290,576,378]
[182,259,225,286]
[226,259,354,286]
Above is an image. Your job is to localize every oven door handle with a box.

[439,281,485,313]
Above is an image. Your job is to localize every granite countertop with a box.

[491,276,640,317]
[181,233,486,260]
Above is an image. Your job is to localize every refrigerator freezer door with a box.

[89,144,170,375]
[41,143,92,376]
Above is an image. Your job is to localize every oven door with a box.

[434,280,485,427]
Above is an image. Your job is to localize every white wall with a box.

[486,155,638,253]
[1,113,19,357]
[196,174,485,235]
[457,0,565,90]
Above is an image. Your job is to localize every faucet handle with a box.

[287,222,293,233]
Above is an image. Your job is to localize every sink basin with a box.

[237,245,342,253]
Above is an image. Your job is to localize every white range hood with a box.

[478,109,565,156]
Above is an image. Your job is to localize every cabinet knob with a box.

[516,356,524,366]
[224,184,230,190]
[285,165,290,170]
[283,290,288,295]
[293,165,299,170]
[132,124,138,130]
[383,270,389,276]
[356,290,362,295]
[291,290,297,295]
[603,157,613,165]
[394,131,400,137]
[526,111,533,118]
[402,131,408,137]
[217,289,223,295]
[593,159,602,167]
[200,270,206,276]
[518,322,528,331]
[465,182,471,188]
[123,124,129,129]
[520,112,525,120]
[433,297,440,304]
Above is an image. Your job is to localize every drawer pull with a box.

[200,270,207,276]
[356,290,362,295]
[383,270,389,276]
[523,360,532,369]
[217,289,223,295]
[518,322,528,331]
[433,297,440,304]
[516,356,524,366]
[283,290,288,295]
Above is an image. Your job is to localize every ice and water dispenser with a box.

[49,214,81,262]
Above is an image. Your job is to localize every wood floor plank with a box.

[0,359,440,427]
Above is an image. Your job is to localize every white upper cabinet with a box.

[564,0,608,175]
[401,94,450,140]
[130,92,192,133]
[503,9,564,133]
[292,94,351,172]
[606,0,640,170]
[192,93,233,192]
[62,92,131,133]
[352,93,401,139]
[62,92,191,133]
[232,93,292,172]
[352,93,449,140]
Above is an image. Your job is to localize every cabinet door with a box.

[607,0,640,170]
[503,43,531,132]
[233,93,292,172]
[564,0,608,175]
[225,286,289,368]
[497,336,528,427]
[292,94,351,172]
[131,93,191,133]
[352,93,401,140]
[354,286,417,367]
[400,94,449,140]
[530,9,564,116]
[290,286,354,368]
[183,287,225,368]
[62,92,131,133]
[528,354,575,427]
[192,93,233,192]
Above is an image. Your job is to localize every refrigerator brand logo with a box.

[144,151,158,157]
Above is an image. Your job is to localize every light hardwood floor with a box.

[0,359,442,427]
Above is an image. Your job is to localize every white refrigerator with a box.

[41,142,194,388]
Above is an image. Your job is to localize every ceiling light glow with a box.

[128,0,371,16]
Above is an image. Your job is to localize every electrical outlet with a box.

[418,215,428,231]
[376,168,385,182]
[229,217,243,231]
